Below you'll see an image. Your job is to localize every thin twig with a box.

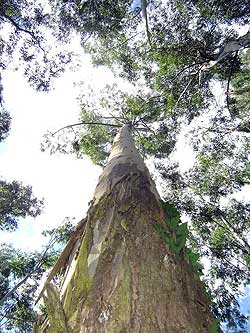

[226,51,238,113]
[106,114,127,124]
[52,121,122,136]
[134,126,154,132]
[174,78,195,110]
[100,31,144,55]
[1,12,35,38]
[1,12,46,54]
[174,65,203,110]
[0,318,10,329]
[170,62,206,84]
[140,119,155,134]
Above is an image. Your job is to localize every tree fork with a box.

[39,125,215,332]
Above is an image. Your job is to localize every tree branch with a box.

[226,51,238,113]
[173,73,198,110]
[1,12,46,54]
[201,30,250,70]
[140,119,155,134]
[52,121,122,136]
[170,62,206,84]
[1,12,35,38]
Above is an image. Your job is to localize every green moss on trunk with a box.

[63,223,92,324]
[106,255,131,332]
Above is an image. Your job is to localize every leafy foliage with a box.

[156,200,204,275]
[0,218,75,332]
[0,179,43,231]
[208,317,220,333]
[181,0,250,24]
[52,0,131,40]
[158,153,250,329]
[41,217,75,246]
[0,0,75,94]
[0,109,11,142]
[229,50,250,116]
[158,201,188,256]
[0,244,42,331]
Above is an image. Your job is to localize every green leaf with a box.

[186,249,197,263]
[167,237,176,249]
[169,216,180,231]
[160,200,180,219]
[188,251,200,265]
[208,318,220,333]
[153,224,164,234]
[243,253,250,267]
[6,8,15,16]
[176,222,188,237]
[176,235,187,252]
[193,262,204,272]
[171,243,182,255]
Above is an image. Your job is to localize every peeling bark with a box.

[39,125,215,332]
[42,283,68,333]
[36,218,87,304]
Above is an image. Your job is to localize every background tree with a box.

[0,0,75,93]
[0,179,44,231]
[0,109,11,143]
[0,219,75,333]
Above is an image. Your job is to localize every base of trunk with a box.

[40,171,213,333]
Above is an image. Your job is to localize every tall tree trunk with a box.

[40,125,214,332]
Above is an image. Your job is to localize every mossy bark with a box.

[41,125,214,332]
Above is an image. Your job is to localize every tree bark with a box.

[40,125,214,332]
[202,30,250,70]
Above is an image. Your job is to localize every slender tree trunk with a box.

[40,125,214,333]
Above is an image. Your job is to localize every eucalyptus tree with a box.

[37,123,217,333]
[38,0,250,330]
[42,42,250,333]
